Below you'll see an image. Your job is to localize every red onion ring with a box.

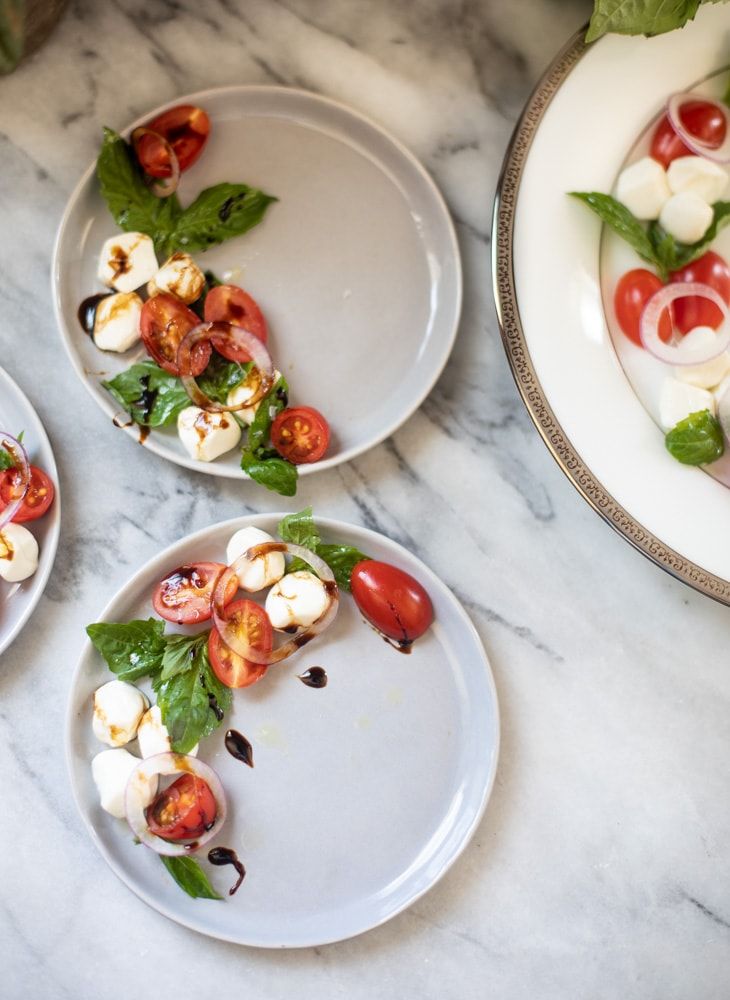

[176,322,275,412]
[212,542,339,665]
[125,752,227,856]
[0,433,30,532]
[131,127,181,197]
[666,93,730,163]
[640,282,730,365]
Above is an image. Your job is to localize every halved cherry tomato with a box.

[152,561,237,625]
[271,407,330,464]
[0,465,55,523]
[614,269,672,346]
[351,560,433,645]
[140,293,210,375]
[203,285,268,363]
[209,609,271,690]
[145,773,217,841]
[650,100,727,168]
[136,104,211,179]
[670,251,730,334]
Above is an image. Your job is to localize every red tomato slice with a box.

[140,294,210,376]
[145,773,217,841]
[209,599,273,688]
[351,560,434,644]
[271,407,330,465]
[0,465,55,523]
[136,104,211,178]
[650,100,727,168]
[614,269,672,346]
[152,561,236,625]
[670,251,730,334]
[203,285,268,363]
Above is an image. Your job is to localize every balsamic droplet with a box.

[299,667,328,688]
[225,728,254,767]
[207,846,246,896]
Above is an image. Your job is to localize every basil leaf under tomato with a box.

[160,855,223,900]
[649,203,730,273]
[86,618,166,682]
[0,448,15,470]
[103,361,190,427]
[155,638,229,753]
[314,543,369,592]
[196,354,250,405]
[277,508,368,590]
[246,374,289,453]
[160,631,210,682]
[570,191,665,277]
[240,374,298,495]
[170,183,277,255]
[665,409,725,465]
[277,506,321,550]
[586,0,703,42]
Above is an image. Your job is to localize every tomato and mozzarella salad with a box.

[80,103,331,495]
[85,509,434,899]
[0,432,55,587]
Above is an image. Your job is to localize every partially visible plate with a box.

[65,514,499,947]
[52,85,462,480]
[0,366,60,655]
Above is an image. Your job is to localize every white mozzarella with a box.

[136,704,199,759]
[93,291,143,353]
[148,252,205,304]
[659,191,713,244]
[0,523,39,582]
[227,369,282,426]
[667,156,728,204]
[659,377,715,431]
[98,232,158,293]
[91,748,157,819]
[177,406,242,462]
[616,157,671,220]
[226,526,286,592]
[714,372,730,405]
[265,570,329,630]
[674,326,730,389]
[92,680,147,747]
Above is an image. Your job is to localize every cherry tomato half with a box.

[152,561,237,625]
[208,599,273,688]
[203,285,268,363]
[670,251,730,334]
[0,465,55,523]
[351,560,434,644]
[140,293,210,376]
[650,100,727,168]
[145,773,217,841]
[271,407,330,464]
[136,104,211,178]
[614,269,672,346]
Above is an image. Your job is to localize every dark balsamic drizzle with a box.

[208,847,246,895]
[112,413,134,429]
[77,292,110,334]
[363,619,413,654]
[225,729,254,767]
[298,667,328,688]
[200,673,224,721]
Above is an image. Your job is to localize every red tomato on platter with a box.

[614,269,672,346]
[136,104,211,178]
[209,599,273,688]
[145,773,217,841]
[152,561,236,625]
[351,560,434,645]
[0,465,54,523]
[271,407,330,465]
[650,100,727,168]
[203,284,268,363]
[140,293,209,376]
[670,251,730,334]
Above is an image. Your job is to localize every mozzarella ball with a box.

[148,252,205,304]
[98,232,158,293]
[0,523,39,582]
[91,748,157,819]
[659,377,715,431]
[136,705,199,759]
[92,680,147,747]
[93,291,142,353]
[226,526,286,592]
[659,192,713,244]
[177,406,242,462]
[667,156,728,204]
[674,326,730,389]
[714,372,730,405]
[265,570,329,630]
[227,368,282,426]
[616,157,671,220]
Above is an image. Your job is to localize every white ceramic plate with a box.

[65,514,499,947]
[52,86,462,480]
[493,5,730,603]
[0,366,60,655]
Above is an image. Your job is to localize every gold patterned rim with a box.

[491,26,730,605]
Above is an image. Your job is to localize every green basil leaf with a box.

[157,637,227,752]
[103,361,190,427]
[196,353,250,405]
[160,632,210,682]
[0,1,24,75]
[86,619,166,682]
[204,270,223,289]
[200,659,232,740]
[586,0,701,42]
[245,374,289,454]
[665,409,724,465]
[570,191,663,276]
[277,507,321,550]
[314,543,369,592]
[160,856,222,900]
[0,447,15,470]
[170,183,277,255]
[650,202,730,273]
[241,452,298,496]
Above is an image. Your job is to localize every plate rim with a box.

[51,83,463,481]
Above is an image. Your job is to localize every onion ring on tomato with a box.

[131,127,181,197]
[640,282,730,365]
[0,433,31,532]
[125,752,227,856]
[212,542,339,665]
[666,93,730,163]
[176,321,275,412]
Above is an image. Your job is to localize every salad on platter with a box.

[0,432,55,594]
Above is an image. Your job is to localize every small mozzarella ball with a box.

[91,748,157,819]
[226,526,286,592]
[659,192,713,244]
[98,232,158,293]
[136,705,199,759]
[177,406,242,462]
[674,326,730,389]
[92,680,147,747]
[93,291,142,353]
[148,252,205,304]
[659,377,715,431]
[667,156,728,204]
[616,157,671,220]
[0,523,39,582]
[714,372,730,405]
[265,570,329,630]
[227,368,282,426]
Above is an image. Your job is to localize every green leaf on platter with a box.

[665,408,724,465]
[649,202,730,273]
[160,856,223,900]
[86,619,166,682]
[196,354,250,405]
[277,506,321,550]
[160,631,210,682]
[103,361,190,427]
[156,636,229,753]
[314,543,369,592]
[240,452,298,496]
[586,0,702,42]
[570,191,665,276]
[170,183,277,255]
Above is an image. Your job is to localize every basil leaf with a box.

[246,374,289,453]
[204,270,223,289]
[103,361,190,427]
[200,659,232,740]
[278,509,368,589]
[241,452,298,496]
[160,632,210,682]
[156,638,228,752]
[314,543,369,592]
[570,191,664,276]
[171,183,277,255]
[650,202,730,273]
[586,0,702,42]
[197,354,250,405]
[277,507,321,550]
[0,1,24,75]
[0,448,15,470]
[665,409,724,465]
[160,856,222,900]
[86,619,166,682]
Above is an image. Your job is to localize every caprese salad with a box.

[79,103,330,496]
[0,432,55,589]
[85,509,434,900]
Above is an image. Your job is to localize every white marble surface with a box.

[1,0,729,997]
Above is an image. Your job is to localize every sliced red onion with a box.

[640,282,730,365]
[0,433,30,532]
[666,93,730,163]
[131,127,181,197]
[177,322,275,412]
[212,542,339,665]
[125,752,227,857]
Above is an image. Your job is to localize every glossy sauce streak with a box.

[201,675,225,722]
[299,667,328,688]
[225,728,254,767]
[77,293,110,334]
[207,846,246,895]
[138,426,150,445]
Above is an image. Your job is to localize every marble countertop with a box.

[1,0,729,997]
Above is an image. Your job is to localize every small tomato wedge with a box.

[670,251,730,334]
[614,269,672,346]
[0,465,54,523]
[137,104,211,178]
[650,100,727,168]
[209,598,273,688]
[351,560,434,645]
[203,285,268,363]
[153,561,236,625]
[145,773,217,841]
[271,406,330,464]
[141,293,210,375]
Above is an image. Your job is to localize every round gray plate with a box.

[52,86,462,479]
[66,515,499,947]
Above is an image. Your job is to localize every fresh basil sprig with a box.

[86,618,166,682]
[160,856,222,900]
[196,354,250,405]
[277,507,368,591]
[103,361,190,428]
[240,374,298,496]
[665,409,724,465]
[586,0,715,42]
[0,447,15,470]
